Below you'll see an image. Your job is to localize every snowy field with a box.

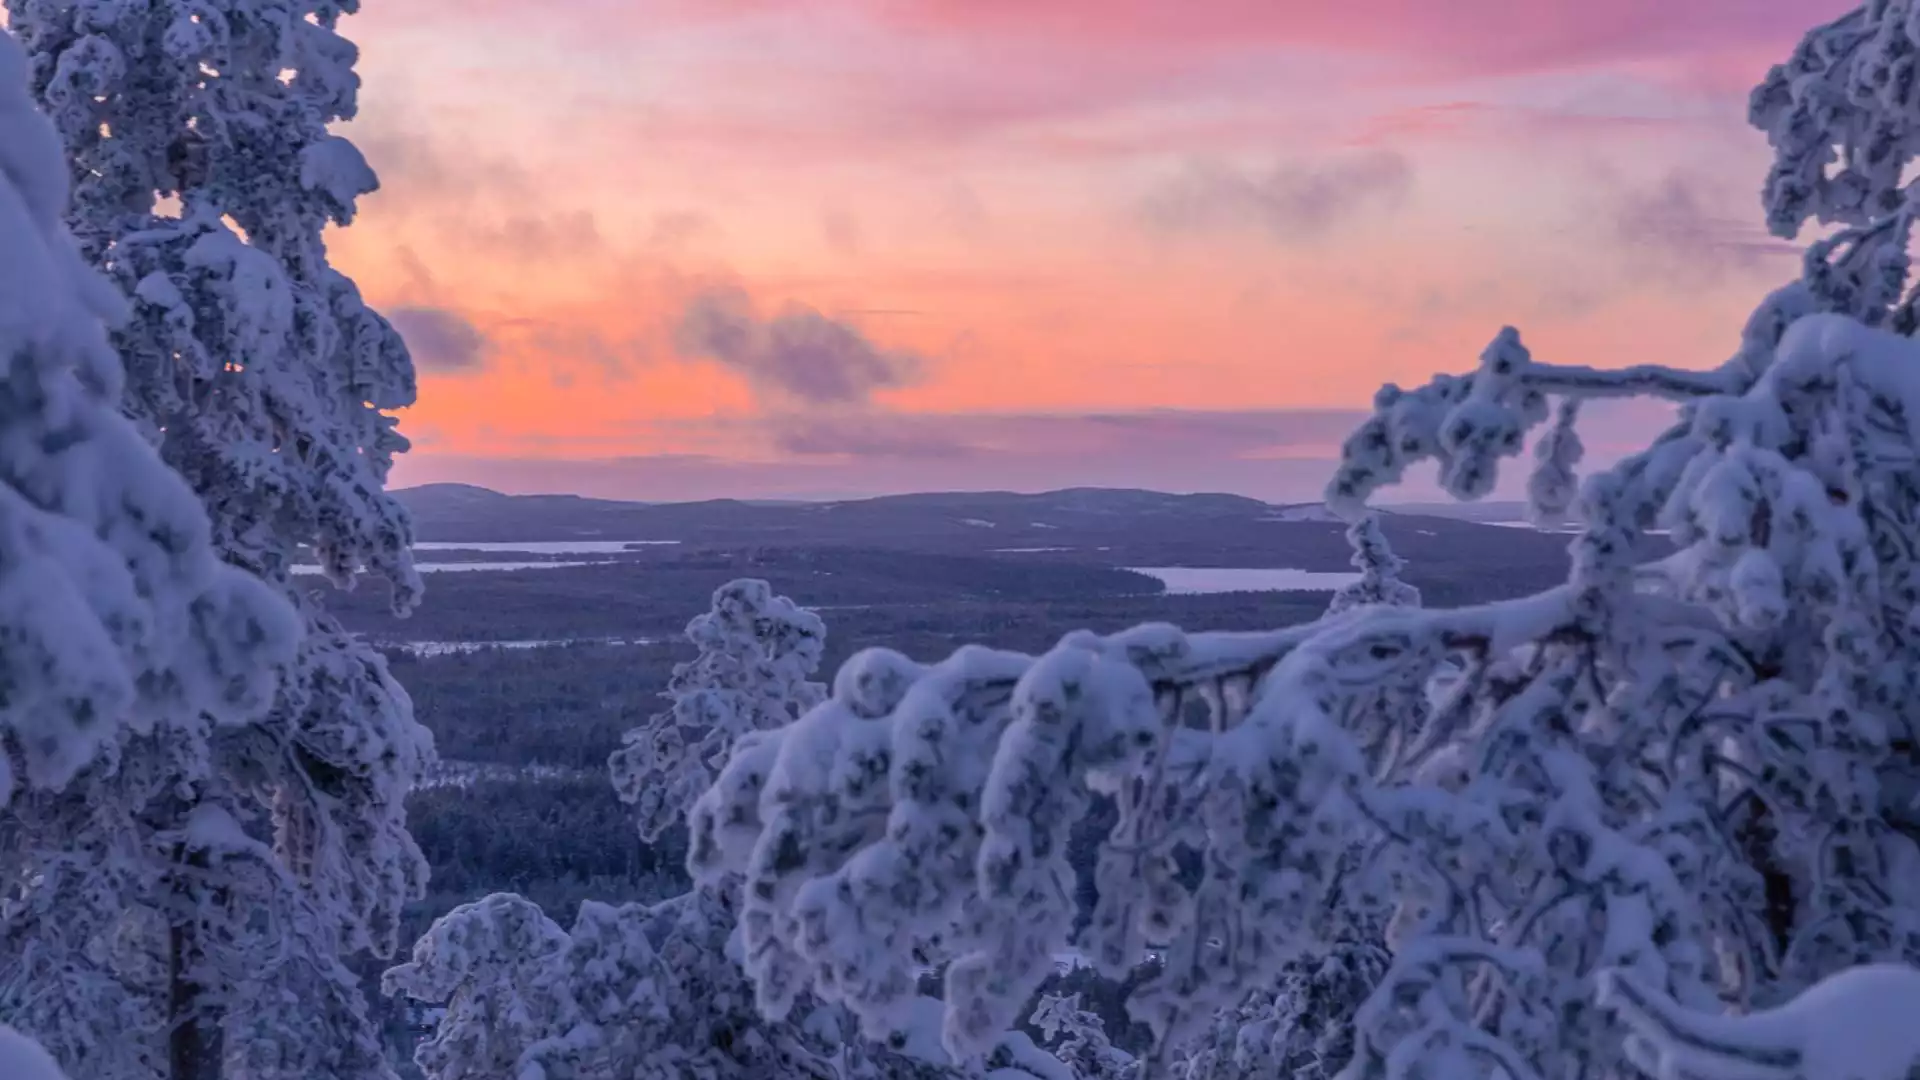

[1128,567,1363,594]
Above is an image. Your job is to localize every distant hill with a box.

[395,483,1348,541]
[399,483,651,518]
[393,483,1523,535]
[389,483,1578,580]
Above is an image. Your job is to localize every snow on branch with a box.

[0,1027,68,1080]
[1324,316,1754,517]
[1598,964,1920,1080]
[680,581,1619,1063]
[1747,3,1920,333]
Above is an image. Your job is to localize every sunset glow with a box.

[331,0,1850,501]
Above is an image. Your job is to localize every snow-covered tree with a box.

[0,3,429,1078]
[386,888,989,1080]
[0,21,303,1079]
[1325,515,1419,615]
[610,579,827,842]
[381,893,573,1080]
[678,5,1920,1079]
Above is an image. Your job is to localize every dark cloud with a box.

[1610,171,1800,282]
[390,306,492,373]
[1140,151,1413,242]
[672,285,926,405]
[488,318,654,384]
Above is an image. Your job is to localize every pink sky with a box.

[328,0,1849,502]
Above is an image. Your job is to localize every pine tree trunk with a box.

[167,847,224,1080]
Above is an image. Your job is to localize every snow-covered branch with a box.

[1598,964,1920,1080]
[0,1027,69,1080]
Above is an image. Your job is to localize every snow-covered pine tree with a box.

[609,578,827,843]
[679,4,1920,1078]
[1,3,429,1078]
[0,23,300,1079]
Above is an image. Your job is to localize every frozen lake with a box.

[1485,520,1579,533]
[391,638,659,657]
[1130,567,1362,594]
[412,540,678,553]
[1486,520,1668,536]
[293,560,602,574]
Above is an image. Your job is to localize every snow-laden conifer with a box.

[0,22,302,1079]
[610,578,827,842]
[1,2,427,1076]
